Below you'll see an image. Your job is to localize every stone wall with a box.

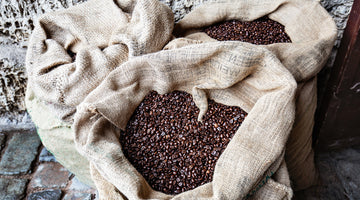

[0,0,87,130]
[0,0,354,131]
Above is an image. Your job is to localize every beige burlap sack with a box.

[74,40,297,199]
[25,0,173,189]
[26,0,174,122]
[174,0,336,190]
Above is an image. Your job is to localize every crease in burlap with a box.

[25,0,173,189]
[25,0,174,122]
[173,0,336,191]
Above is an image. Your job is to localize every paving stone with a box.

[39,147,57,162]
[295,147,360,200]
[27,189,62,200]
[29,162,71,189]
[0,133,5,151]
[0,132,41,175]
[329,148,360,199]
[69,177,95,192]
[63,192,93,200]
[0,178,28,200]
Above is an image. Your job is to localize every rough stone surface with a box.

[39,147,57,162]
[321,0,354,47]
[0,178,28,200]
[0,130,97,199]
[0,51,26,114]
[0,0,87,46]
[316,146,360,199]
[29,162,71,189]
[0,45,31,130]
[63,192,93,200]
[0,132,41,175]
[294,146,360,199]
[27,189,62,200]
[159,0,208,22]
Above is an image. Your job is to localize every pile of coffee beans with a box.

[203,16,291,45]
[120,91,247,194]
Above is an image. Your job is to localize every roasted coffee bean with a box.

[203,17,291,45]
[120,91,247,194]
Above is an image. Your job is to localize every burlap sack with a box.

[25,0,173,190]
[73,39,297,199]
[173,0,336,190]
[26,0,174,122]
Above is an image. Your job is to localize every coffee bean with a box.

[120,91,247,194]
[203,16,291,45]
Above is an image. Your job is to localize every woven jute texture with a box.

[26,0,336,199]
[75,40,297,199]
[173,0,336,191]
[26,0,174,122]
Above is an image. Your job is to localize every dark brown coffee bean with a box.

[120,91,247,194]
[203,16,291,45]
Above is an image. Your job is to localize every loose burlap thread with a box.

[25,0,336,199]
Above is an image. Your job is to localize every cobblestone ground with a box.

[0,130,97,200]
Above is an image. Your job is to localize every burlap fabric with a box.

[26,0,174,122]
[74,40,296,199]
[26,0,336,199]
[25,0,173,191]
[173,0,336,191]
[286,77,319,190]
